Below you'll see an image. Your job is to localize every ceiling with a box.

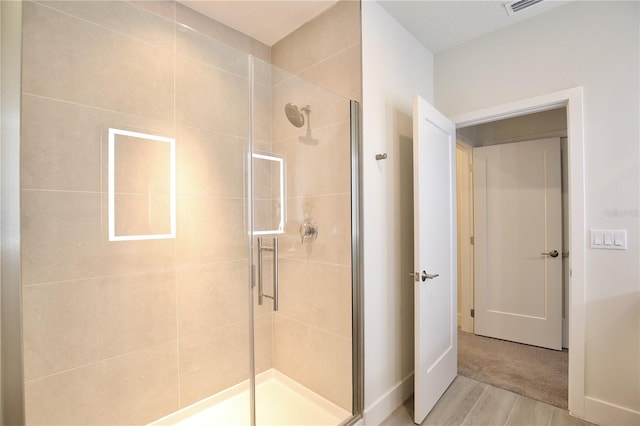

[180,0,571,51]
[378,0,571,53]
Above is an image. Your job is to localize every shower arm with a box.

[257,236,279,311]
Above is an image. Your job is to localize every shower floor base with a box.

[150,369,351,426]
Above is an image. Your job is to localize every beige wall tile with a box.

[253,81,273,143]
[280,194,351,266]
[23,271,178,381]
[176,26,249,79]
[104,343,179,425]
[277,258,352,339]
[114,193,172,237]
[22,2,174,121]
[21,95,174,193]
[114,135,171,194]
[175,56,249,137]
[252,56,274,88]
[21,190,176,285]
[21,190,101,285]
[38,0,175,51]
[300,43,362,102]
[178,321,251,407]
[271,0,361,76]
[131,1,175,21]
[274,120,351,196]
[254,313,273,374]
[26,360,101,425]
[177,261,249,336]
[254,199,278,234]
[23,281,100,381]
[176,196,248,266]
[25,342,179,425]
[273,315,352,411]
[176,2,270,62]
[177,126,248,199]
[97,271,177,360]
[253,153,274,200]
[21,95,102,192]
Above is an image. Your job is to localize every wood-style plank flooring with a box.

[380,376,598,426]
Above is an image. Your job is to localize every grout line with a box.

[279,256,351,269]
[25,338,179,384]
[21,259,250,288]
[270,40,359,91]
[175,49,251,83]
[284,192,350,199]
[21,92,172,128]
[296,40,360,77]
[32,1,174,54]
[271,118,352,145]
[272,311,351,342]
[21,188,255,202]
[22,92,251,143]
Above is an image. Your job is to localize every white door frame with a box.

[449,87,585,418]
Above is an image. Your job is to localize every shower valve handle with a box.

[299,219,318,244]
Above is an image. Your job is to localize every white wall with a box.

[435,2,639,425]
[361,1,433,423]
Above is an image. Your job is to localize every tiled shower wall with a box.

[19,0,361,423]
[20,1,273,424]
[270,0,362,411]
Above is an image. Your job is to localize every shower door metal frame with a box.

[349,100,364,422]
[1,1,26,424]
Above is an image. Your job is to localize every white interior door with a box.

[473,138,562,350]
[412,95,457,424]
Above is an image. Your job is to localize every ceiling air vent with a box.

[504,0,544,15]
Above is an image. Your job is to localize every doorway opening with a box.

[449,87,586,419]
[455,108,569,409]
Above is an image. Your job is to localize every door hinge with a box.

[470,236,474,245]
[469,163,474,173]
[470,308,475,318]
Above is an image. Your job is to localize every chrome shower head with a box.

[284,103,310,128]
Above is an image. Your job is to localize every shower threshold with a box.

[149,369,351,426]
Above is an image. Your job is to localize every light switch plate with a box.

[590,229,627,250]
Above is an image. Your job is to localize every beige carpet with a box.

[457,329,568,409]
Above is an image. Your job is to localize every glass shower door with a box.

[169,21,255,424]
[251,58,354,425]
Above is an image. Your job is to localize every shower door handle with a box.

[257,237,279,311]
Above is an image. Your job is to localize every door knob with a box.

[541,249,559,258]
[410,271,439,282]
[421,271,439,281]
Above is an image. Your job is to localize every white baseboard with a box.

[363,373,414,425]
[584,396,640,426]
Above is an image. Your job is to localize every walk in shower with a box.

[1,1,362,424]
